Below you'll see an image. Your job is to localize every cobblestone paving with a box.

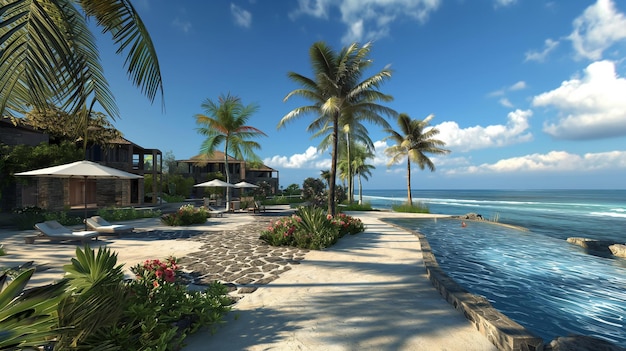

[133,212,309,299]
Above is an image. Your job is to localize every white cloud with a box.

[525,38,559,62]
[494,0,517,8]
[231,3,252,28]
[291,0,442,44]
[532,60,626,139]
[436,109,533,151]
[263,146,331,169]
[568,0,626,60]
[499,98,513,108]
[445,150,626,175]
[172,17,192,33]
[509,81,527,90]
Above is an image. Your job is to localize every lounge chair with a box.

[247,201,266,214]
[85,216,135,235]
[32,220,98,244]
[206,205,226,218]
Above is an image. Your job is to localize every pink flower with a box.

[155,269,164,279]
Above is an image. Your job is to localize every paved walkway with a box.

[182,211,497,351]
[0,208,498,350]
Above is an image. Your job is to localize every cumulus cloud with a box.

[231,3,252,28]
[263,146,331,169]
[525,38,559,62]
[532,60,626,139]
[435,109,533,151]
[290,0,441,44]
[445,150,626,175]
[488,81,527,97]
[568,0,626,60]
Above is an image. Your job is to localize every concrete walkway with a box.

[183,212,498,351]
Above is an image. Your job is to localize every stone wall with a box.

[411,229,545,351]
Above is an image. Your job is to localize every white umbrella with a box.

[233,181,258,188]
[194,179,235,210]
[194,179,234,188]
[15,160,143,229]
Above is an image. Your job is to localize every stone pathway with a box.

[131,212,309,300]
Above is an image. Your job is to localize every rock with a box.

[609,244,626,258]
[566,237,614,252]
[547,335,626,351]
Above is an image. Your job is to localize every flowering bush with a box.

[259,206,365,250]
[123,256,232,350]
[161,204,208,226]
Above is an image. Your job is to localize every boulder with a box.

[609,244,626,258]
[547,335,626,351]
[566,237,614,252]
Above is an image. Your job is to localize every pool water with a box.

[388,218,626,345]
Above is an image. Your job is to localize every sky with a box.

[95,0,626,190]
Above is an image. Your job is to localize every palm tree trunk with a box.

[406,157,413,206]
[329,114,339,216]
[358,173,363,205]
[224,144,231,211]
[346,131,353,203]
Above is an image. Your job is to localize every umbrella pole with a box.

[84,176,88,230]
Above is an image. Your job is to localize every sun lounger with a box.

[85,216,134,235]
[206,206,226,218]
[247,201,266,213]
[32,220,99,244]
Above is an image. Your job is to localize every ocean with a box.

[359,189,626,345]
[360,189,626,243]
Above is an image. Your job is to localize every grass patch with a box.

[262,196,303,205]
[339,202,374,211]
[392,202,430,213]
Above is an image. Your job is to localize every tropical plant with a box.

[279,41,394,216]
[0,268,67,350]
[346,143,375,205]
[301,177,325,207]
[194,94,266,210]
[385,114,450,205]
[0,0,163,119]
[56,245,127,349]
[259,207,365,250]
[161,204,208,226]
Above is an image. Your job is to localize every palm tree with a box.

[195,94,266,210]
[351,143,375,205]
[385,113,450,206]
[279,41,393,215]
[0,0,164,119]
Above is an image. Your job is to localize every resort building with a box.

[175,151,279,197]
[0,116,161,212]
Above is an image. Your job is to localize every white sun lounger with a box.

[85,216,135,235]
[32,220,99,244]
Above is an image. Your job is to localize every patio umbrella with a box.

[194,179,234,188]
[233,181,258,188]
[15,160,143,229]
[194,179,234,210]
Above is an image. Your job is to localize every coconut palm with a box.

[279,41,393,215]
[351,143,375,205]
[385,113,450,206]
[0,0,164,119]
[195,94,266,210]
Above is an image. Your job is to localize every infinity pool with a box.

[388,218,626,345]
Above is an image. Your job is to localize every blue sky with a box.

[97,0,626,190]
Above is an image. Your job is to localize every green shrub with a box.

[339,202,374,211]
[259,206,366,250]
[97,206,162,221]
[161,204,208,226]
[392,202,430,213]
[117,257,232,350]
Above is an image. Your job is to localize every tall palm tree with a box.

[385,113,450,206]
[279,41,393,215]
[195,94,266,210]
[0,0,164,119]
